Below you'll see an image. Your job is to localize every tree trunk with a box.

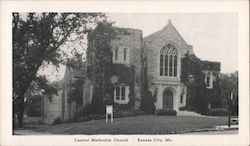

[16,95,25,128]
[12,101,16,132]
[17,110,24,128]
[14,61,43,128]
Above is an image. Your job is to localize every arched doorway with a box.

[163,90,173,109]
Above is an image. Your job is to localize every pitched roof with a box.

[201,61,221,71]
[144,19,188,46]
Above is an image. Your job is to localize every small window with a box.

[115,48,118,60]
[116,87,120,100]
[124,48,127,61]
[160,54,164,76]
[180,89,184,104]
[206,73,210,87]
[174,56,177,76]
[180,94,183,104]
[169,55,173,76]
[114,85,129,103]
[121,87,125,100]
[153,88,158,102]
[164,55,168,76]
[113,47,129,64]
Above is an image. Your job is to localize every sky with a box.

[39,13,238,82]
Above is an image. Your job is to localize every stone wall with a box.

[111,28,143,109]
[82,78,93,106]
[62,64,87,121]
[144,21,192,110]
[42,90,63,124]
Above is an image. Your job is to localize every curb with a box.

[170,126,238,134]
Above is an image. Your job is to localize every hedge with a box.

[206,108,228,116]
[73,108,147,122]
[155,109,177,116]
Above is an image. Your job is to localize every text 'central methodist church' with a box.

[42,20,221,123]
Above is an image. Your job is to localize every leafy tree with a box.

[87,22,116,114]
[181,53,206,112]
[141,90,156,114]
[181,53,222,114]
[141,60,155,114]
[25,95,42,117]
[220,71,238,115]
[209,79,222,108]
[13,12,105,128]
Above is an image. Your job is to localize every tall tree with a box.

[13,12,105,128]
[220,71,238,115]
[87,22,116,114]
[181,53,222,114]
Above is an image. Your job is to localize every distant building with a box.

[57,20,221,121]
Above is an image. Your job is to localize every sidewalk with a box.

[182,129,238,135]
[214,125,238,130]
[180,125,238,135]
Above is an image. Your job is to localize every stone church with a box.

[42,20,220,123]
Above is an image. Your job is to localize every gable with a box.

[144,20,191,57]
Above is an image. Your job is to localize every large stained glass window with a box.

[159,43,178,77]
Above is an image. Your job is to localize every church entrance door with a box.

[163,90,173,109]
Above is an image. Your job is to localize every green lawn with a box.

[19,115,230,134]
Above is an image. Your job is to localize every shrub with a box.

[113,109,146,118]
[80,114,105,121]
[206,108,228,116]
[179,106,187,111]
[25,96,42,117]
[113,103,131,111]
[155,109,177,116]
[133,109,146,116]
[103,97,113,105]
[74,109,146,122]
[53,117,61,125]
[26,108,41,117]
[83,104,93,114]
[72,104,94,122]
[141,90,156,114]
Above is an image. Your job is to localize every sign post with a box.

[228,93,233,127]
[106,105,113,123]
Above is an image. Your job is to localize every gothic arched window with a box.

[160,44,178,77]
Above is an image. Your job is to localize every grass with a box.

[18,115,230,135]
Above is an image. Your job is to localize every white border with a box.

[0,1,249,146]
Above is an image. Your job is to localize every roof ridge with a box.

[144,19,189,46]
[167,20,188,46]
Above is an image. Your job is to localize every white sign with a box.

[106,105,113,123]
[106,105,113,114]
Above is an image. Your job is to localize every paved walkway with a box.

[180,124,238,135]
[182,129,238,135]
[214,125,238,130]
